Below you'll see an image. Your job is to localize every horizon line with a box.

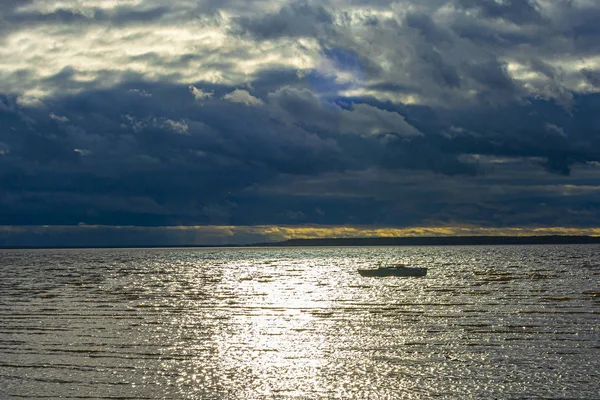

[2,234,600,250]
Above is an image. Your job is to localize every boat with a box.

[357,265,427,277]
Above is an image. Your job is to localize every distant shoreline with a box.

[2,235,600,249]
[254,235,600,247]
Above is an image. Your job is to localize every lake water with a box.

[0,245,599,399]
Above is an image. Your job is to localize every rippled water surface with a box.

[1,245,599,399]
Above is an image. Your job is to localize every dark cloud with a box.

[93,6,172,24]
[3,74,600,229]
[1,80,345,226]
[559,2,600,50]
[2,0,600,240]
[449,0,600,61]
[7,8,84,23]
[405,12,452,46]
[455,0,543,25]
[233,2,333,39]
[416,47,461,89]
[0,0,34,13]
[581,68,600,87]
[4,5,175,26]
[463,58,519,103]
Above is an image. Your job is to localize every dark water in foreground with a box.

[0,245,599,399]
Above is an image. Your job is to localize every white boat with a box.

[357,265,427,277]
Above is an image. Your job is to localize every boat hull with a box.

[358,267,427,277]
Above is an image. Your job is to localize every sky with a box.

[1,0,600,246]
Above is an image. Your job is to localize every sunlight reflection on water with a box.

[0,246,599,398]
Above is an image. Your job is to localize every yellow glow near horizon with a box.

[242,225,600,241]
[3,225,600,244]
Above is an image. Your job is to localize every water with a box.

[0,245,598,399]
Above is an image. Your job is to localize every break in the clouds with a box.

[1,0,600,245]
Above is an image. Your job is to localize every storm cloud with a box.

[1,0,600,245]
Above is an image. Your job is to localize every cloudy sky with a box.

[1,0,600,246]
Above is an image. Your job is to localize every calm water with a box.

[0,245,599,399]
